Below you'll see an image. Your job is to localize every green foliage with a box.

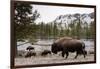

[14,2,40,40]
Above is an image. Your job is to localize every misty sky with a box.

[32,4,94,23]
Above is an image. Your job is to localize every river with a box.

[17,39,95,52]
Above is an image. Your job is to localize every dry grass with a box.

[15,52,94,66]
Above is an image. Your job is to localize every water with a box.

[82,39,94,51]
[17,39,94,52]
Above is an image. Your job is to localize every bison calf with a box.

[25,51,36,58]
[41,50,51,56]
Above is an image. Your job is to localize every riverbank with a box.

[15,39,95,66]
[15,52,94,66]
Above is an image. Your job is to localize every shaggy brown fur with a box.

[51,37,87,59]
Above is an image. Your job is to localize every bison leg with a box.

[62,51,65,57]
[83,52,86,58]
[83,50,87,58]
[74,51,78,59]
[83,54,86,58]
[62,48,67,58]
[65,52,69,59]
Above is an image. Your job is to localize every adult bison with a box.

[51,37,87,59]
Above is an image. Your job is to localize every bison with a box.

[26,46,34,51]
[41,50,51,56]
[25,51,36,58]
[51,37,87,59]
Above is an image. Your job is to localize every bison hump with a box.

[55,37,72,43]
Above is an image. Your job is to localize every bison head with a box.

[51,43,62,54]
[51,43,58,54]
